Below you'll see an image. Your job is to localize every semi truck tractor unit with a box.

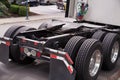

[0,20,120,80]
[0,0,120,80]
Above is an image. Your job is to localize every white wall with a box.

[84,0,120,25]
[68,0,76,17]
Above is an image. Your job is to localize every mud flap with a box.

[0,38,10,64]
[49,59,76,80]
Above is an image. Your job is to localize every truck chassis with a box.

[0,20,120,80]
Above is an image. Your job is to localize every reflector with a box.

[36,52,41,58]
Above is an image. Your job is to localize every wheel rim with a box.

[89,50,102,77]
[111,41,119,63]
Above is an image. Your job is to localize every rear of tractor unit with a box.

[0,0,120,80]
[0,20,120,80]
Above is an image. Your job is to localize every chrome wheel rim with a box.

[89,50,102,77]
[111,41,119,63]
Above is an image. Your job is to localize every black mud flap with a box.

[49,59,76,80]
[0,38,10,64]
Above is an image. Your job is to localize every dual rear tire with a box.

[64,31,120,80]
[64,36,103,80]
[102,33,120,70]
[92,31,120,70]
[4,26,36,64]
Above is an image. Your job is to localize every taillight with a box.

[20,47,24,53]
[6,41,10,46]
[36,52,41,58]
[34,42,38,46]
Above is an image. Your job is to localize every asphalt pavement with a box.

[0,61,49,80]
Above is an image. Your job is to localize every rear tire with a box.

[64,36,85,62]
[75,39,103,80]
[102,33,120,70]
[4,25,25,60]
[12,27,36,64]
[4,25,25,38]
[92,30,106,41]
[6,26,36,64]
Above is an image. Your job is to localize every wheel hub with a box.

[111,41,119,63]
[89,50,102,77]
